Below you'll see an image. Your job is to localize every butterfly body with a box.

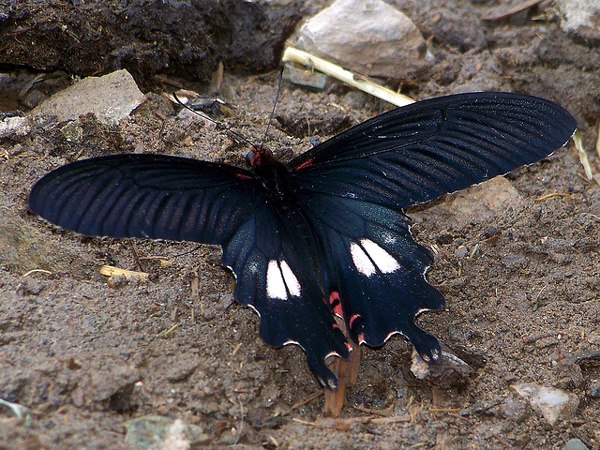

[29,92,577,390]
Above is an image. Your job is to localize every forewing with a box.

[29,154,259,244]
[294,190,445,361]
[222,198,350,388]
[290,92,576,208]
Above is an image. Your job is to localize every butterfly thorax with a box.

[248,145,294,203]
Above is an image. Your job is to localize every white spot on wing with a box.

[279,260,301,297]
[350,242,376,277]
[266,260,287,300]
[360,239,400,274]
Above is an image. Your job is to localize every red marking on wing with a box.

[235,173,253,180]
[295,157,314,171]
[349,313,361,329]
[329,291,343,318]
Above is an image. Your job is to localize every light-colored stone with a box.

[297,0,428,79]
[124,415,210,450]
[31,69,145,124]
[555,0,600,33]
[439,176,523,224]
[0,115,30,138]
[511,382,579,425]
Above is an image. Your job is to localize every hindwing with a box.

[292,188,445,362]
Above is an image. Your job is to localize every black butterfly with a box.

[29,92,576,389]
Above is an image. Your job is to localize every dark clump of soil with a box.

[0,0,301,90]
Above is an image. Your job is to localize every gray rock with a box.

[31,69,146,124]
[587,379,600,398]
[410,348,472,387]
[563,438,589,450]
[282,63,328,90]
[500,398,529,422]
[297,0,429,79]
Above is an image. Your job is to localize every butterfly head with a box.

[246,145,286,181]
[246,144,273,167]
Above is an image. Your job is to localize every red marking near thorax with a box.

[235,172,253,180]
[295,158,314,171]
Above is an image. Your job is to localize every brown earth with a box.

[1,0,600,449]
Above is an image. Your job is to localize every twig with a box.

[160,323,180,337]
[291,390,323,410]
[99,265,149,281]
[572,129,593,180]
[231,342,243,356]
[522,331,556,344]
[22,268,52,277]
[292,418,318,426]
[428,407,460,413]
[129,241,145,272]
[581,213,600,222]
[351,404,394,416]
[292,414,411,429]
[282,46,415,107]
[233,397,244,446]
[596,120,600,161]
[534,193,571,201]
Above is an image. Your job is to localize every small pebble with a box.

[587,379,600,398]
[455,245,469,258]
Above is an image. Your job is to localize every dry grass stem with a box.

[282,46,414,107]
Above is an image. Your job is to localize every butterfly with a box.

[29,92,576,390]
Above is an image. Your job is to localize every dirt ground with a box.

[2,0,600,449]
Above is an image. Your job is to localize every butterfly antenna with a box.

[172,92,255,148]
[172,244,203,258]
[259,66,284,149]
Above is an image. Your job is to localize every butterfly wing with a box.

[287,92,576,361]
[29,154,261,244]
[293,190,445,361]
[30,153,348,387]
[222,198,350,388]
[290,92,577,208]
